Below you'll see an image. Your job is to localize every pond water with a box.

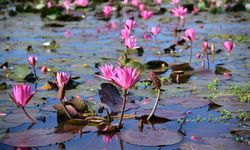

[0,1,250,150]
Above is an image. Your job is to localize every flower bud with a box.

[149,72,161,89]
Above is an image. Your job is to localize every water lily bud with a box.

[149,72,161,89]
[28,55,37,68]
[41,65,47,74]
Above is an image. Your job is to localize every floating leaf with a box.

[136,109,187,120]
[98,83,139,113]
[1,128,73,147]
[159,96,210,109]
[119,128,183,146]
[119,57,144,71]
[170,71,191,84]
[10,65,31,81]
[143,60,168,74]
[3,111,44,124]
[169,63,193,71]
[215,65,232,75]
[231,128,250,137]
[159,16,171,24]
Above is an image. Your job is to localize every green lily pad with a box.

[10,64,31,81]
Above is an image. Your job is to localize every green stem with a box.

[118,89,127,129]
[21,107,37,123]
[147,89,161,121]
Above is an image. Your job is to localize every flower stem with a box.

[154,36,161,54]
[33,67,37,79]
[118,89,127,129]
[60,98,72,119]
[206,52,210,69]
[147,89,161,121]
[21,107,37,123]
[189,42,193,64]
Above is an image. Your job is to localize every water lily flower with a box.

[9,84,37,123]
[56,72,71,88]
[155,0,162,5]
[41,65,47,74]
[64,0,71,12]
[74,0,88,7]
[142,31,152,40]
[140,10,153,20]
[125,19,136,30]
[28,55,37,68]
[47,0,52,8]
[171,0,181,5]
[196,52,200,59]
[125,36,138,49]
[64,30,71,38]
[98,64,116,81]
[111,66,141,90]
[139,3,145,11]
[224,40,234,53]
[131,0,140,7]
[103,5,112,17]
[120,26,131,40]
[183,28,195,43]
[192,6,199,15]
[202,41,208,52]
[171,6,187,19]
[111,21,118,30]
[123,0,129,5]
[105,22,111,31]
[151,25,161,36]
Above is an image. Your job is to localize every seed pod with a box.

[149,71,161,89]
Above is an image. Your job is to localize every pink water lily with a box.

[171,0,181,5]
[120,26,131,40]
[142,31,152,40]
[98,64,116,81]
[131,0,140,7]
[139,3,145,11]
[140,10,153,20]
[9,84,37,107]
[28,55,37,68]
[74,0,88,7]
[64,0,70,11]
[125,36,137,49]
[171,6,187,19]
[103,5,112,17]
[56,72,71,88]
[224,40,234,53]
[123,0,129,5]
[41,65,47,74]
[151,25,161,36]
[111,21,118,30]
[47,0,52,8]
[125,19,136,30]
[183,28,195,42]
[111,66,141,90]
[202,41,208,52]
[155,0,162,5]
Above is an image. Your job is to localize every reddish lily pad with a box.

[136,109,187,120]
[1,128,73,147]
[181,137,250,150]
[169,63,193,71]
[98,83,139,113]
[3,111,44,124]
[119,128,183,146]
[159,96,210,109]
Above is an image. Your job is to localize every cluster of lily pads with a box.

[1,0,250,149]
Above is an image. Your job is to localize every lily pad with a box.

[136,109,187,120]
[215,65,232,75]
[1,128,73,147]
[119,128,183,146]
[10,64,31,81]
[98,83,139,113]
[231,128,250,137]
[169,63,193,71]
[3,111,45,124]
[159,96,210,109]
[143,60,168,74]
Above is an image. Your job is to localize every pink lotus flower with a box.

[56,72,71,88]
[140,10,153,20]
[171,6,187,19]
[64,0,71,11]
[131,0,140,7]
[111,21,118,30]
[28,55,37,68]
[111,66,141,90]
[183,28,195,42]
[155,0,162,5]
[125,19,136,29]
[139,3,145,11]
[142,31,152,40]
[171,0,180,5]
[151,25,160,36]
[41,65,47,74]
[202,41,208,52]
[125,36,137,49]
[47,1,52,8]
[74,0,88,7]
[120,26,131,40]
[224,40,234,53]
[103,5,112,17]
[196,52,200,59]
[98,64,116,81]
[9,84,37,107]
